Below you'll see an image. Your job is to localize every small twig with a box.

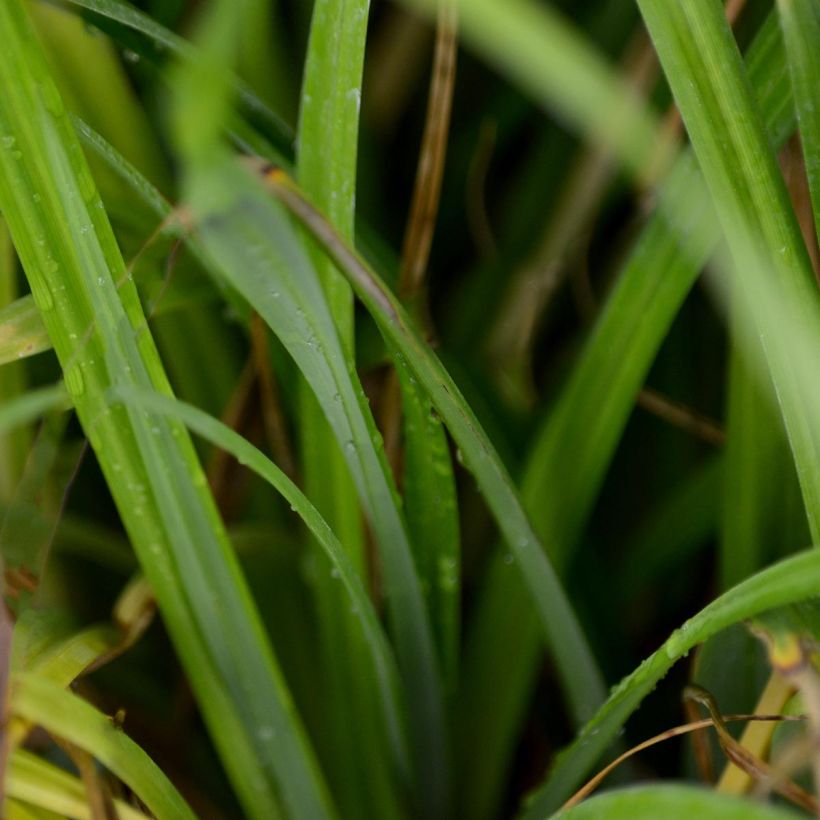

[398,0,458,314]
[561,710,804,812]
[686,684,818,815]
[637,386,726,447]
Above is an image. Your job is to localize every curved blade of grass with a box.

[79,106,452,769]
[56,0,294,158]
[0,2,334,816]
[262,169,607,727]
[0,216,30,502]
[108,383,411,778]
[295,2,398,814]
[398,364,461,694]
[638,0,820,535]
[0,387,70,437]
[10,672,195,820]
[186,160,446,812]
[452,15,793,818]
[522,545,820,818]
[559,784,804,820]
[527,0,820,811]
[0,297,51,366]
[170,0,445,809]
[777,0,820,239]
[7,749,148,820]
[7,613,120,750]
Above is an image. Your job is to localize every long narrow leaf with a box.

[560,784,803,820]
[453,15,793,817]
[0,2,333,815]
[185,160,447,811]
[0,297,50,366]
[261,168,607,726]
[108,383,411,776]
[295,2,399,814]
[777,0,820,239]
[523,545,820,817]
[10,673,195,820]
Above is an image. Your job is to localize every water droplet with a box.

[330,567,341,579]
[257,725,274,742]
[503,553,514,565]
[122,49,141,64]
[1,135,15,149]
[64,363,85,398]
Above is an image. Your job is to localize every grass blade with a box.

[398,363,461,693]
[7,749,147,820]
[108,383,411,778]
[560,784,803,819]
[451,15,794,816]
[0,2,333,815]
[637,0,820,540]
[295,3,399,814]
[57,0,294,159]
[185,160,447,813]
[0,387,70,437]
[10,673,196,820]
[524,545,820,817]
[262,167,607,727]
[777,0,820,239]
[0,297,50,366]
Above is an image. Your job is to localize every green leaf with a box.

[638,0,820,538]
[295,2,401,814]
[108,383,411,780]
[7,748,148,820]
[0,2,332,815]
[185,160,447,812]
[450,14,794,817]
[0,297,50,366]
[263,170,607,729]
[401,0,665,183]
[57,0,293,162]
[558,784,803,820]
[524,546,820,817]
[0,387,71,437]
[398,362,460,694]
[10,673,196,820]
[777,0,820,240]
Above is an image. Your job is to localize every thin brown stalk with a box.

[637,386,726,446]
[399,0,458,313]
[487,0,745,405]
[686,684,818,815]
[561,711,803,812]
[382,0,458,477]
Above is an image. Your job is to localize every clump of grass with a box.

[1,0,819,818]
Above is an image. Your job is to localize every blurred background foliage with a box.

[1,0,819,817]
